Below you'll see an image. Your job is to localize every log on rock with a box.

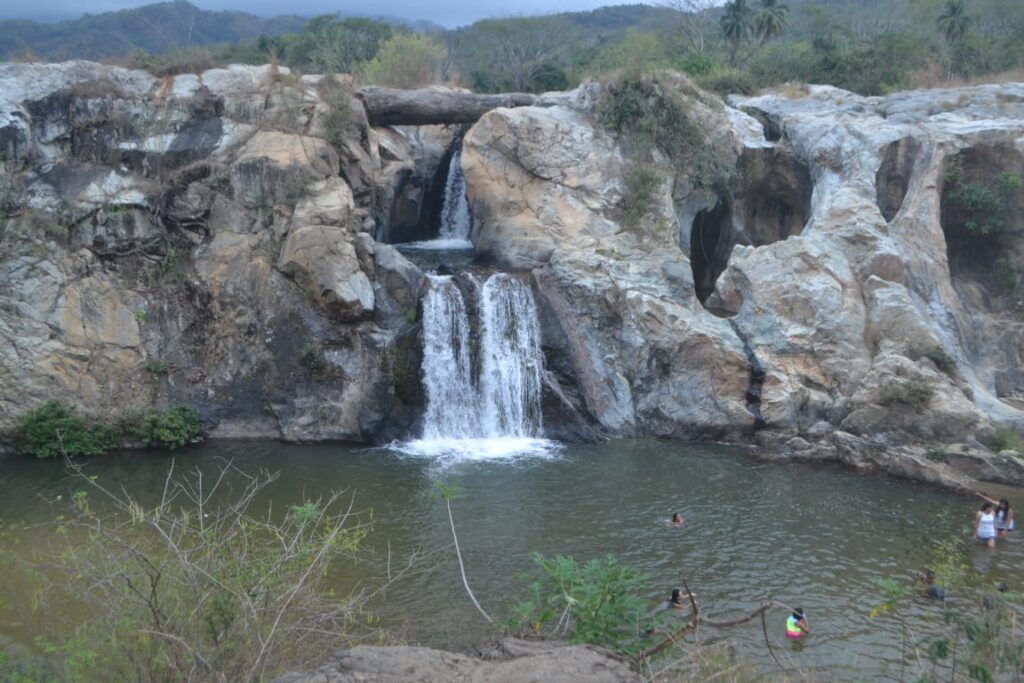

[356,87,537,126]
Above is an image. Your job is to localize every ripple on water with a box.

[387,437,562,464]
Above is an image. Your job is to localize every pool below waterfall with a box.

[0,439,1021,680]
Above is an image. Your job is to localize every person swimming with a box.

[914,570,948,601]
[670,512,685,526]
[976,502,997,548]
[651,588,695,615]
[786,608,810,639]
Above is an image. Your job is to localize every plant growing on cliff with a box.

[880,379,935,407]
[0,464,379,682]
[132,406,204,450]
[622,164,664,228]
[944,158,1021,235]
[16,401,118,459]
[301,342,327,376]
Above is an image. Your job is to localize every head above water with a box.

[671,588,683,603]
[672,513,683,523]
[792,607,805,620]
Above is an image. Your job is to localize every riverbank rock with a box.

[0,61,432,446]
[274,638,641,683]
[461,75,1024,484]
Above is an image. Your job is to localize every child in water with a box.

[976,502,998,548]
[786,608,810,639]
[669,512,685,526]
[977,493,1014,539]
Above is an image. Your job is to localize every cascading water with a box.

[399,142,474,252]
[479,274,543,438]
[397,272,555,460]
[437,152,472,244]
[420,275,477,440]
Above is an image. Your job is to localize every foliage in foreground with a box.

[15,401,205,458]
[509,552,654,654]
[0,464,374,682]
[872,535,1024,683]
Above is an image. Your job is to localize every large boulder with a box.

[277,225,374,322]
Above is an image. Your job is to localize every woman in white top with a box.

[977,492,1015,539]
[976,502,997,548]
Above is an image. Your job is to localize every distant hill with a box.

[0,1,307,60]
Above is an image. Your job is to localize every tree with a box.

[754,0,790,44]
[937,0,972,44]
[289,16,393,74]
[475,18,568,92]
[360,33,449,89]
[664,0,718,54]
[720,0,754,64]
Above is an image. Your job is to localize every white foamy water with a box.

[395,273,557,462]
[398,239,474,251]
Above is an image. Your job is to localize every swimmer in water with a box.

[786,608,810,639]
[670,512,685,526]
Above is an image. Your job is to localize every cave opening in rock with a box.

[690,200,731,304]
[688,147,813,307]
[876,137,920,223]
[940,144,1024,302]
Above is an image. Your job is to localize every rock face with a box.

[274,638,641,683]
[2,60,1023,487]
[461,77,1024,485]
[0,62,432,445]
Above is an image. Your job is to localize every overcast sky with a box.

[0,0,659,28]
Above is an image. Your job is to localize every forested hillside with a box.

[1,0,1023,96]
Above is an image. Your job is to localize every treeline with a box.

[4,0,1024,96]
[213,0,1024,96]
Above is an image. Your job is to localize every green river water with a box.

[0,439,1020,680]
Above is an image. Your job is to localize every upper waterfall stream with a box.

[400,144,474,252]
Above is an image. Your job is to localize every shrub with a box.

[360,33,448,89]
[695,68,757,96]
[510,552,651,654]
[880,379,934,407]
[16,401,118,459]
[301,342,326,375]
[132,406,204,450]
[145,360,170,375]
[909,344,956,374]
[596,72,732,193]
[0,465,373,682]
[622,164,663,228]
[319,84,358,153]
[944,158,1021,235]
[993,428,1023,454]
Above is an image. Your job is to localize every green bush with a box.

[132,406,204,450]
[622,164,663,228]
[909,345,956,374]
[994,428,1023,454]
[301,342,326,375]
[360,32,448,89]
[944,158,1021,235]
[510,552,652,654]
[320,85,358,154]
[880,379,934,407]
[695,68,757,96]
[16,401,118,459]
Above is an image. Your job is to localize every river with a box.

[0,439,1020,680]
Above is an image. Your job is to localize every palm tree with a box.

[755,0,790,45]
[937,0,972,44]
[720,0,754,64]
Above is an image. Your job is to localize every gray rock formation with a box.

[461,76,1024,485]
[273,638,640,683]
[0,62,437,445]
[2,60,1022,487]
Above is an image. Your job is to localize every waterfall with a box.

[405,272,552,459]
[421,275,477,440]
[437,151,472,243]
[480,274,543,438]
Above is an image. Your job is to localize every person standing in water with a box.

[786,608,810,639]
[976,502,998,548]
[977,493,1014,539]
